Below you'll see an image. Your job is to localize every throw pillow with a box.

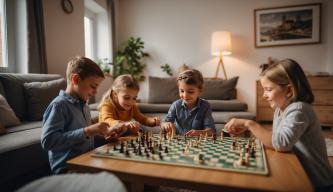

[0,124,6,134]
[24,78,66,121]
[148,76,179,103]
[201,76,239,100]
[0,94,21,128]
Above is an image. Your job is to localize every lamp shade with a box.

[211,31,232,56]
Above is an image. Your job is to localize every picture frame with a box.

[254,3,321,48]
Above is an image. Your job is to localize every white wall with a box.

[116,0,332,113]
[43,0,85,78]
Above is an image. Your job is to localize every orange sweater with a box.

[99,100,156,128]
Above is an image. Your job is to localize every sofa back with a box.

[0,73,62,120]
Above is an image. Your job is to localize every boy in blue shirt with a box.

[41,56,111,174]
[161,69,215,136]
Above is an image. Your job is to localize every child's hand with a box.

[161,122,175,134]
[124,121,140,134]
[104,123,128,141]
[153,117,161,126]
[185,129,209,137]
[84,122,109,137]
[224,118,247,135]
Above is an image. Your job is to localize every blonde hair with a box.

[177,69,204,90]
[66,56,104,84]
[99,74,139,107]
[260,59,314,104]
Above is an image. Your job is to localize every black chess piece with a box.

[158,152,163,160]
[159,144,162,151]
[113,145,117,151]
[213,134,216,143]
[125,150,130,157]
[164,146,168,153]
[120,142,124,153]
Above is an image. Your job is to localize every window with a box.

[84,15,94,59]
[0,0,6,67]
[84,0,111,62]
[0,0,27,73]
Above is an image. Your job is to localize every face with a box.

[260,76,292,111]
[114,88,139,111]
[178,81,201,108]
[71,74,104,102]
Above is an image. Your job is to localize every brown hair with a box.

[66,56,104,83]
[260,59,314,104]
[99,74,139,107]
[177,69,204,90]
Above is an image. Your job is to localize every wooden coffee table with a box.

[68,140,313,192]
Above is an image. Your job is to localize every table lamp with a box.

[211,31,232,79]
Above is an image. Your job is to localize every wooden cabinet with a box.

[256,76,333,127]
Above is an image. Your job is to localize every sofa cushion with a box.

[212,111,256,123]
[207,100,247,111]
[0,127,43,154]
[5,121,42,133]
[0,94,21,127]
[148,76,178,103]
[0,73,62,120]
[201,76,239,100]
[137,103,171,113]
[24,78,66,121]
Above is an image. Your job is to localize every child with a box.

[161,69,216,136]
[99,74,160,139]
[41,56,113,174]
[225,59,333,191]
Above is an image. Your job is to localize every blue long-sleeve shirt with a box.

[41,90,94,174]
[162,98,215,135]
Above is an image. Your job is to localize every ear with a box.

[286,84,293,98]
[71,74,80,85]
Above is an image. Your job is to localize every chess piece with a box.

[164,146,168,153]
[125,149,130,157]
[158,152,163,160]
[220,131,224,141]
[212,134,216,144]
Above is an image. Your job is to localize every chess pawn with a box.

[220,131,224,142]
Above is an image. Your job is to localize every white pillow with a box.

[0,94,21,127]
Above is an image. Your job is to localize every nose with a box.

[262,92,268,99]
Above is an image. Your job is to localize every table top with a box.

[68,142,313,192]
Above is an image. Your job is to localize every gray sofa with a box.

[90,76,256,134]
[0,73,66,191]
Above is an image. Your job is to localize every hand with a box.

[185,129,210,137]
[161,122,176,134]
[124,121,140,134]
[104,123,128,141]
[224,118,248,135]
[84,122,110,137]
[153,117,161,126]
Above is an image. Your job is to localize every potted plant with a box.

[97,58,112,76]
[113,37,149,81]
[161,63,173,76]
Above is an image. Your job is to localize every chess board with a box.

[93,134,269,175]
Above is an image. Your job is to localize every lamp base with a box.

[214,55,227,79]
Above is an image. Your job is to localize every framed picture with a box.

[254,3,321,48]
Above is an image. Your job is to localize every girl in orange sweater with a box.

[99,74,160,140]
